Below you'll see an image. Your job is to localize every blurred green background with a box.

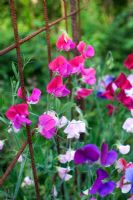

[0,0,133,199]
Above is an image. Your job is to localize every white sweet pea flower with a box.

[57,167,72,181]
[57,116,68,128]
[21,176,33,187]
[117,144,130,155]
[0,140,4,150]
[64,119,86,139]
[122,118,133,133]
[58,149,75,163]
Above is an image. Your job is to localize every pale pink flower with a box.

[64,119,86,139]
[122,118,133,133]
[57,116,68,128]
[57,167,72,181]
[0,140,4,150]
[117,144,130,155]
[58,149,75,163]
[21,176,33,187]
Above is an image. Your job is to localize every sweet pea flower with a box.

[58,149,75,163]
[77,41,95,58]
[116,158,127,172]
[74,143,117,166]
[117,144,130,155]
[89,168,116,197]
[64,119,86,139]
[46,75,70,97]
[124,54,133,70]
[74,144,100,164]
[21,176,33,187]
[117,176,132,194]
[6,103,31,132]
[125,167,133,194]
[81,67,96,85]
[114,73,132,90]
[57,116,68,128]
[38,114,57,139]
[69,55,85,74]
[49,56,72,77]
[56,33,75,51]
[123,118,133,133]
[0,140,4,150]
[17,87,41,104]
[128,195,133,200]
[75,88,93,99]
[57,167,72,181]
[100,143,118,167]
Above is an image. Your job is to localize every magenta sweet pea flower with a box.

[77,41,86,54]
[114,73,132,90]
[124,54,133,70]
[100,143,118,167]
[75,88,93,99]
[117,90,133,110]
[74,144,100,164]
[17,87,41,104]
[38,114,57,139]
[49,56,72,77]
[56,33,75,51]
[89,168,116,197]
[69,55,85,74]
[6,103,31,132]
[81,67,96,85]
[46,75,70,97]
[77,41,95,58]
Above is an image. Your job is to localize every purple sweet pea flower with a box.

[74,144,100,164]
[89,168,116,197]
[100,143,118,167]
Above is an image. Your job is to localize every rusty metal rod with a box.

[9,1,40,199]
[0,7,84,56]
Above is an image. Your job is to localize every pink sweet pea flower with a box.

[77,41,95,58]
[46,75,70,97]
[117,144,130,155]
[77,41,86,54]
[49,56,72,77]
[17,87,41,104]
[57,166,72,181]
[124,54,133,70]
[21,176,33,187]
[69,55,85,74]
[56,33,75,51]
[75,88,93,99]
[81,67,96,85]
[6,104,31,132]
[38,114,57,139]
[117,90,133,110]
[58,149,75,164]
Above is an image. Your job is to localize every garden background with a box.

[0,0,133,199]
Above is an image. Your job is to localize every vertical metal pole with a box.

[9,1,40,199]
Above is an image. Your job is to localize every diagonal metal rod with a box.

[0,6,84,56]
[9,1,40,199]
